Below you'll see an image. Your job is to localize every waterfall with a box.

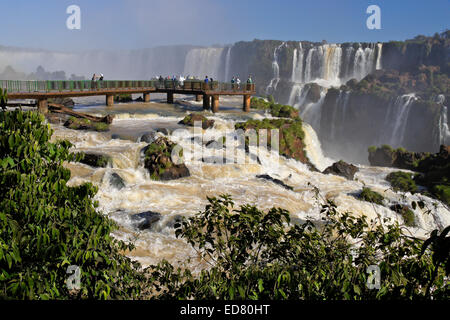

[266,42,286,94]
[380,94,417,147]
[183,47,224,80]
[224,45,233,82]
[330,90,350,137]
[303,122,335,171]
[375,43,383,70]
[437,95,450,145]
[298,89,327,130]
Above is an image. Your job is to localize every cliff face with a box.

[318,89,442,163]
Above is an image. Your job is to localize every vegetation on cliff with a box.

[369,145,450,206]
[250,97,299,118]
[235,118,307,163]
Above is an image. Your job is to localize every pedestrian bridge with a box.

[1,79,256,113]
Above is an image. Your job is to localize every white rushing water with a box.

[224,45,233,82]
[49,101,450,269]
[265,42,286,94]
[437,95,450,146]
[380,94,417,148]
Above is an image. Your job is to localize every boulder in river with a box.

[179,113,215,129]
[140,131,158,143]
[130,211,162,230]
[143,136,190,180]
[256,174,293,191]
[78,152,111,168]
[323,160,359,180]
[109,172,125,190]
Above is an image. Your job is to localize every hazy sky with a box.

[1,0,448,51]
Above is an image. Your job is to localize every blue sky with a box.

[1,0,448,51]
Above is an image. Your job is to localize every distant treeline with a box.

[0,65,85,81]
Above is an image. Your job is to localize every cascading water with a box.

[224,45,233,82]
[183,47,224,80]
[437,95,450,146]
[50,101,450,268]
[265,42,286,94]
[380,94,417,148]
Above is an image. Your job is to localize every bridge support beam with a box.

[203,94,210,110]
[167,92,174,104]
[211,95,219,113]
[37,99,48,114]
[143,92,151,102]
[243,95,251,112]
[195,94,202,102]
[106,94,114,107]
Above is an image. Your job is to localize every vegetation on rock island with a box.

[64,116,110,132]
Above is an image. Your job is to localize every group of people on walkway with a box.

[91,73,104,81]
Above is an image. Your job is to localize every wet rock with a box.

[48,97,75,107]
[78,152,111,168]
[323,160,359,180]
[256,174,293,191]
[130,211,162,230]
[156,128,170,135]
[109,172,125,190]
[165,214,184,229]
[179,113,215,129]
[143,136,190,181]
[140,131,158,143]
[368,145,429,170]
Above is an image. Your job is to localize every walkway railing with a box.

[0,79,255,93]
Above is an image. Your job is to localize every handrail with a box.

[0,79,255,94]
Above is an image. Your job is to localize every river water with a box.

[48,96,450,269]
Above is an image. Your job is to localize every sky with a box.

[1,0,448,52]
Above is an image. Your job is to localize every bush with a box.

[359,187,384,205]
[0,110,146,299]
[149,195,449,300]
[386,171,418,193]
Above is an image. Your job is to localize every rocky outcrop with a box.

[371,145,450,206]
[142,137,190,181]
[130,211,161,230]
[256,174,293,191]
[109,172,125,190]
[323,160,359,180]
[78,152,111,168]
[235,118,309,164]
[140,131,158,143]
[368,145,429,170]
[48,97,75,107]
[178,113,214,129]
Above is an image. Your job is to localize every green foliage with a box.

[0,110,146,299]
[149,195,449,300]
[386,171,418,193]
[235,118,306,161]
[368,146,377,154]
[400,208,416,227]
[359,187,384,205]
[250,97,298,119]
[432,185,450,206]
[93,122,109,132]
[0,88,7,109]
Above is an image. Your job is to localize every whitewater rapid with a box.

[49,100,450,268]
